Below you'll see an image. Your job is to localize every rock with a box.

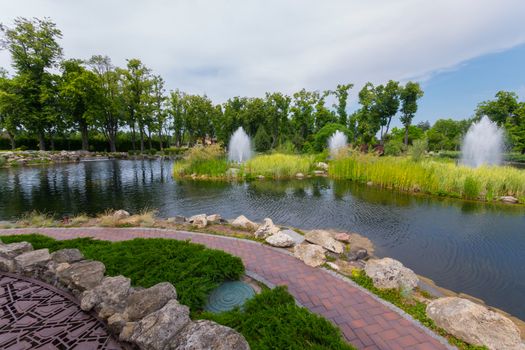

[427,297,524,350]
[206,214,222,224]
[119,322,136,342]
[280,229,305,245]
[51,248,84,263]
[313,170,325,176]
[231,215,259,231]
[0,242,33,258]
[113,210,130,220]
[367,181,374,186]
[293,243,326,267]
[80,276,132,318]
[265,231,295,247]
[257,175,265,180]
[346,248,368,261]
[364,258,418,291]
[500,196,519,204]
[125,282,177,321]
[58,260,106,292]
[0,257,15,272]
[171,320,250,350]
[108,313,128,335]
[295,172,305,179]
[14,249,51,270]
[130,299,191,350]
[317,162,329,171]
[305,230,344,254]
[326,262,340,271]
[189,214,208,228]
[334,232,351,242]
[167,215,186,224]
[254,218,280,239]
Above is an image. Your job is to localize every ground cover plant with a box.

[329,153,525,202]
[0,234,244,311]
[201,286,355,350]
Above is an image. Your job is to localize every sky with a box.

[1,0,525,127]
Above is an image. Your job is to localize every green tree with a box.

[168,89,186,147]
[0,69,23,149]
[426,118,470,151]
[376,80,400,143]
[313,123,351,152]
[265,92,291,147]
[1,17,63,150]
[356,83,380,145]
[290,89,318,148]
[253,125,271,152]
[399,81,424,146]
[314,90,336,132]
[476,91,520,126]
[331,83,353,126]
[150,75,167,150]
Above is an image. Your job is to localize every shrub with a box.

[274,140,297,154]
[202,286,354,350]
[253,125,272,152]
[0,234,244,311]
[384,139,405,156]
[313,123,351,153]
[173,144,228,178]
[410,138,428,161]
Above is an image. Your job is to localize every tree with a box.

[150,75,167,150]
[265,92,291,147]
[1,17,63,150]
[331,84,353,126]
[314,90,336,132]
[356,83,380,145]
[290,89,318,148]
[476,91,520,126]
[168,89,186,147]
[313,123,351,152]
[426,118,470,151]
[0,69,23,149]
[253,125,271,152]
[399,81,424,146]
[376,80,400,143]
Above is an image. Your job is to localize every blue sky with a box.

[1,0,525,128]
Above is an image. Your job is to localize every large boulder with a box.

[265,231,295,247]
[80,276,132,319]
[280,229,305,245]
[170,320,250,350]
[293,243,326,267]
[51,248,84,264]
[364,258,418,291]
[0,242,33,259]
[14,249,51,271]
[231,215,258,231]
[57,260,106,293]
[500,196,519,204]
[254,218,280,239]
[113,210,130,220]
[206,214,222,224]
[188,214,208,229]
[130,299,191,350]
[0,256,15,272]
[427,297,524,350]
[124,282,177,321]
[304,230,344,254]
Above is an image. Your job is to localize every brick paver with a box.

[0,227,453,350]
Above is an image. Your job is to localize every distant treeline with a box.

[1,18,524,154]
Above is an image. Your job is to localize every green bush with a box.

[274,140,297,154]
[384,139,405,156]
[313,123,351,152]
[202,286,354,350]
[253,125,272,152]
[410,138,428,161]
[0,235,244,311]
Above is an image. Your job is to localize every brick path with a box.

[0,228,453,350]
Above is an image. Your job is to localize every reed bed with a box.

[241,154,315,179]
[329,154,525,202]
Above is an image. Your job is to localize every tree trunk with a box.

[38,131,46,151]
[148,130,153,151]
[131,125,136,151]
[404,125,409,146]
[158,129,163,151]
[80,121,89,151]
[7,131,15,150]
[139,128,145,153]
[109,133,117,153]
[50,136,55,151]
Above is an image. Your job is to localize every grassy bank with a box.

[1,234,354,349]
[330,154,525,202]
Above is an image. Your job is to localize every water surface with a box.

[0,159,524,320]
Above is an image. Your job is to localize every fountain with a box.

[460,116,505,168]
[328,130,348,158]
[228,127,252,163]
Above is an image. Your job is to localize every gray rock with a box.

[80,276,132,319]
[346,248,368,261]
[130,299,191,350]
[206,214,222,224]
[231,215,259,230]
[254,218,280,239]
[171,320,250,350]
[295,172,305,179]
[125,282,177,321]
[189,214,208,228]
[0,256,15,272]
[51,248,84,263]
[280,229,305,245]
[113,210,130,220]
[58,260,106,292]
[107,313,128,335]
[500,196,519,204]
[0,242,33,259]
[364,258,418,291]
[317,162,329,171]
[427,297,525,350]
[265,231,295,247]
[167,215,186,224]
[293,243,326,267]
[305,230,344,254]
[14,249,51,270]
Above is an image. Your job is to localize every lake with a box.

[1,159,524,320]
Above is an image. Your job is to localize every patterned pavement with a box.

[0,227,453,350]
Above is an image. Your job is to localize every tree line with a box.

[1,18,524,154]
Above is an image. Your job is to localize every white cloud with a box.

[1,0,525,102]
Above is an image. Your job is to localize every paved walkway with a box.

[0,228,453,350]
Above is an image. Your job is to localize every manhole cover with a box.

[205,281,255,313]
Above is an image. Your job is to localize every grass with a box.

[329,154,525,202]
[201,286,355,350]
[241,153,316,179]
[97,209,157,227]
[16,211,55,227]
[0,234,244,311]
[348,269,487,350]
[173,144,230,178]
